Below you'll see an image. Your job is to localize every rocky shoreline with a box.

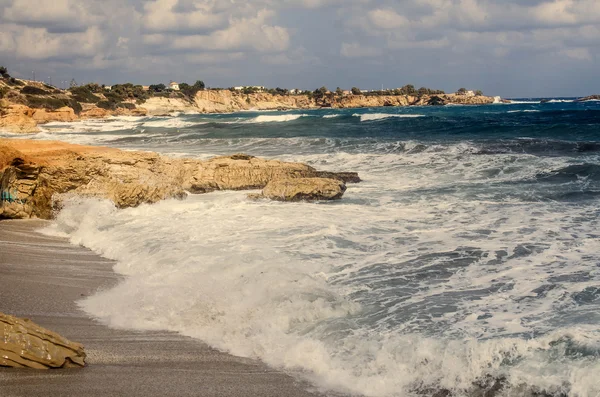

[0,139,359,220]
[0,77,503,134]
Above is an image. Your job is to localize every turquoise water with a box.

[13,100,600,396]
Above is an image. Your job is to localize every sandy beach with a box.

[0,219,324,397]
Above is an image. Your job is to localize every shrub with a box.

[97,101,115,110]
[69,86,101,103]
[0,66,9,78]
[69,99,83,114]
[21,86,51,95]
[6,78,24,87]
[26,96,70,111]
[0,86,7,99]
[351,87,361,95]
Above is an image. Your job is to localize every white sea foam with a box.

[353,113,424,122]
[141,118,201,128]
[507,110,541,113]
[249,114,308,123]
[41,143,600,396]
[323,114,341,118]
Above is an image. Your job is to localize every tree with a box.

[351,87,361,95]
[0,66,8,78]
[193,80,205,91]
[335,87,343,97]
[417,87,429,96]
[314,86,328,99]
[400,84,416,95]
[457,87,467,95]
[475,89,483,96]
[149,84,166,93]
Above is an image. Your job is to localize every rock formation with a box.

[0,312,86,369]
[0,139,359,219]
[255,177,347,201]
[575,95,600,102]
[0,77,501,134]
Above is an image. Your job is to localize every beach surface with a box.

[0,219,323,397]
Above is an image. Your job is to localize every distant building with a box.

[289,89,300,95]
[142,85,150,91]
[169,81,180,91]
[105,86,112,91]
[233,86,265,92]
[343,90,351,96]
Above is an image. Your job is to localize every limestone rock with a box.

[0,139,359,219]
[258,177,347,201]
[80,107,110,119]
[32,107,77,123]
[0,105,39,133]
[0,312,86,369]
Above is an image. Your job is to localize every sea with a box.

[4,99,600,396]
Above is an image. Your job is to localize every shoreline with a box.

[0,219,326,397]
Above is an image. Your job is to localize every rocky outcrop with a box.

[0,140,358,219]
[0,312,86,369]
[32,107,78,123]
[0,103,39,133]
[575,95,600,102]
[254,177,347,201]
[140,97,198,115]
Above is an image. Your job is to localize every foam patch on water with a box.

[249,114,309,123]
[353,113,424,122]
[323,114,341,119]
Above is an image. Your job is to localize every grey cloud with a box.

[0,0,598,97]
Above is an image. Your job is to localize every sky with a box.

[0,0,599,97]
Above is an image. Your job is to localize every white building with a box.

[169,81,180,91]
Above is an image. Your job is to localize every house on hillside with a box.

[169,81,180,91]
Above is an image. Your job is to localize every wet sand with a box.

[0,219,324,397]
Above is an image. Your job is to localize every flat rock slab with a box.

[1,312,86,369]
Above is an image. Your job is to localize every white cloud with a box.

[169,10,290,52]
[142,0,226,33]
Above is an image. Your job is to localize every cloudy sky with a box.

[0,0,598,97]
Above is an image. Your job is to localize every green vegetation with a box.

[457,88,467,95]
[313,86,329,100]
[475,90,483,96]
[0,66,9,79]
[180,80,205,98]
[69,86,101,103]
[25,96,82,114]
[0,86,8,99]
[149,84,166,93]
[351,87,362,95]
[21,86,51,95]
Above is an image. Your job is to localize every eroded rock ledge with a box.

[0,139,359,219]
[0,312,86,369]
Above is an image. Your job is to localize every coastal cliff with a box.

[0,139,359,219]
[1,77,501,132]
